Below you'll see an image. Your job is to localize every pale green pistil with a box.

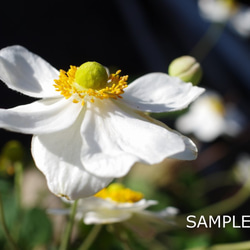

[75,61,108,90]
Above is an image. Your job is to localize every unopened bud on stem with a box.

[168,56,202,85]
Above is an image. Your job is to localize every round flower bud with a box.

[168,56,202,85]
[75,61,108,90]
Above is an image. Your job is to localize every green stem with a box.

[14,162,23,208]
[190,22,225,62]
[176,178,250,227]
[12,162,24,243]
[59,199,78,250]
[0,193,19,250]
[78,224,102,250]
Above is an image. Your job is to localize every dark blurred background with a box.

[0,0,250,247]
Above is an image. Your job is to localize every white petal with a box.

[80,99,186,178]
[138,111,198,160]
[165,127,198,160]
[155,206,179,218]
[175,92,226,142]
[77,197,116,211]
[115,199,158,211]
[31,112,113,200]
[198,0,234,22]
[176,110,224,142]
[84,210,132,224]
[0,45,59,98]
[77,198,158,225]
[0,98,82,134]
[122,73,205,113]
[78,197,141,224]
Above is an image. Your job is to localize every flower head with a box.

[0,45,204,199]
[74,183,179,238]
[175,91,246,142]
[198,0,238,23]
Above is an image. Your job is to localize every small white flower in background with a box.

[198,0,238,23]
[0,45,204,200]
[233,154,250,184]
[175,91,246,142]
[74,183,179,238]
[198,0,250,37]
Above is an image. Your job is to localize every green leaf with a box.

[18,208,52,249]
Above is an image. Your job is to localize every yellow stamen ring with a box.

[53,65,128,105]
[94,183,144,203]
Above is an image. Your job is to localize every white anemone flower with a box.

[198,0,238,23]
[0,45,204,200]
[73,183,179,238]
[175,91,246,142]
[198,0,250,37]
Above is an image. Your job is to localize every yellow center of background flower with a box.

[220,0,238,10]
[95,183,144,203]
[209,96,225,115]
[53,62,128,105]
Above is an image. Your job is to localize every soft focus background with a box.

[0,0,250,249]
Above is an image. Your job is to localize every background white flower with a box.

[75,183,179,238]
[0,45,204,199]
[198,0,238,23]
[175,91,246,142]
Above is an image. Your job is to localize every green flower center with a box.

[54,63,128,106]
[75,61,108,90]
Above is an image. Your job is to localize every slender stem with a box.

[189,22,225,62]
[59,199,78,250]
[0,193,19,250]
[78,224,102,250]
[14,162,23,208]
[12,162,23,242]
[176,178,250,227]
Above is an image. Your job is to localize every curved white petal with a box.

[0,45,60,98]
[78,198,157,224]
[115,199,158,211]
[169,132,198,160]
[78,197,117,211]
[31,111,113,200]
[122,73,205,113]
[176,110,223,142]
[175,92,226,142]
[137,111,198,160]
[84,210,132,224]
[80,99,186,178]
[0,98,83,134]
